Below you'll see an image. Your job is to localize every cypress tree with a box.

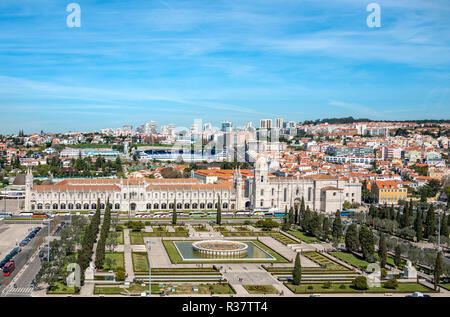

[282,206,289,230]
[394,245,402,268]
[172,198,177,225]
[378,233,387,269]
[292,252,302,285]
[288,207,294,225]
[322,217,330,240]
[414,210,423,242]
[216,195,222,225]
[300,197,305,218]
[359,225,375,262]
[434,252,442,290]
[441,212,449,237]
[424,205,435,239]
[332,210,343,242]
[345,223,359,252]
[294,205,299,225]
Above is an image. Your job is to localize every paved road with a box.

[0,224,47,294]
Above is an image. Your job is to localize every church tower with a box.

[234,167,244,210]
[25,167,33,211]
[252,156,268,209]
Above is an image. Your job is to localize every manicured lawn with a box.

[174,226,188,232]
[47,280,76,295]
[192,225,209,232]
[130,231,188,244]
[270,232,298,245]
[103,252,124,271]
[235,226,251,231]
[439,283,450,291]
[132,252,149,272]
[386,254,406,269]
[287,230,321,243]
[303,251,350,271]
[285,282,434,294]
[243,285,279,294]
[94,283,234,295]
[329,251,370,270]
[162,240,289,263]
[214,226,229,232]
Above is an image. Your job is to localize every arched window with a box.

[260,200,264,207]
[52,203,58,210]
[177,203,182,209]
[200,203,205,209]
[169,203,174,209]
[215,203,218,208]
[31,205,35,210]
[100,203,105,209]
[184,203,190,209]
[231,204,235,209]
[61,203,66,209]
[115,203,120,210]
[223,202,228,209]
[68,203,74,210]
[207,203,213,209]
[161,203,167,209]
[84,203,89,210]
[261,189,264,196]
[130,203,136,211]
[146,203,152,209]
[91,203,96,210]
[153,203,159,210]
[45,204,51,210]
[76,203,81,209]
[192,203,198,209]
[37,203,43,210]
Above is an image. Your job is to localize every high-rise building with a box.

[274,118,283,129]
[222,121,233,132]
[259,119,272,129]
[145,121,158,135]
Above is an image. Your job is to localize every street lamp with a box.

[145,240,154,297]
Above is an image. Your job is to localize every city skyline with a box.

[1,0,450,134]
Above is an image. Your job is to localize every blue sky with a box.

[0,0,449,134]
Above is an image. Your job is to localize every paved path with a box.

[123,229,135,282]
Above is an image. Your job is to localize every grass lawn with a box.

[386,254,406,269]
[214,226,229,232]
[162,240,289,264]
[329,251,370,270]
[439,283,450,291]
[130,231,188,244]
[132,252,149,272]
[243,285,279,294]
[303,251,350,271]
[94,283,234,295]
[287,230,321,243]
[285,282,435,294]
[103,252,124,271]
[192,225,209,232]
[270,232,298,245]
[47,280,76,295]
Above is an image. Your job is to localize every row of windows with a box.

[33,191,231,200]
[32,202,234,210]
[259,187,312,202]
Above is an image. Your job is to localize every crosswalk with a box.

[4,287,33,297]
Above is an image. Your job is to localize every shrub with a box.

[383,278,398,289]
[381,268,387,279]
[144,221,151,226]
[339,284,346,289]
[323,281,332,289]
[351,276,368,290]
[307,285,313,290]
[115,267,125,281]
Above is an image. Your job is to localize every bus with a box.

[55,211,70,216]
[32,212,48,219]
[189,211,206,217]
[19,211,33,217]
[0,212,13,218]
[207,212,217,217]
[235,211,251,217]
[135,212,151,218]
[153,212,170,218]
[3,261,15,276]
